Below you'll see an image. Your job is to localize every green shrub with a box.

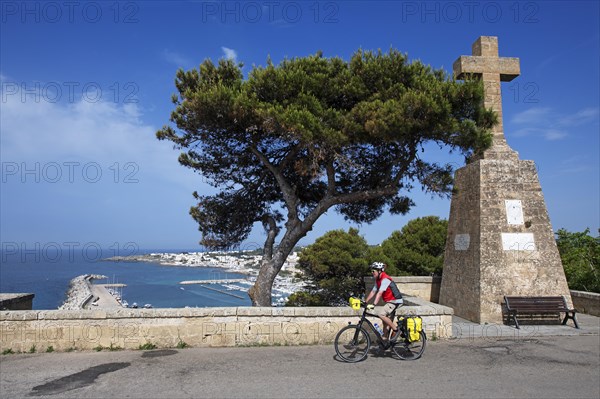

[176,340,189,349]
[138,342,157,350]
[108,343,122,351]
[288,228,370,306]
[557,228,600,293]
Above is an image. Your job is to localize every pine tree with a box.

[157,49,494,305]
[288,228,370,306]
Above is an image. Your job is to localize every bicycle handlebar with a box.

[356,300,379,317]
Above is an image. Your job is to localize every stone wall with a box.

[365,277,441,303]
[0,301,453,352]
[571,290,600,316]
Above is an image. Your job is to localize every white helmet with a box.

[370,262,385,271]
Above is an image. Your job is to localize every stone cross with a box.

[440,36,573,324]
[453,36,520,158]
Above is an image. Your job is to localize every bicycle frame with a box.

[351,303,399,348]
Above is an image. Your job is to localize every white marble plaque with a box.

[454,234,470,251]
[505,200,524,225]
[501,233,535,251]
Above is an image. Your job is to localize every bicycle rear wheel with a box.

[392,331,426,360]
[334,325,371,362]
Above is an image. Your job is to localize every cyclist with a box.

[365,262,403,341]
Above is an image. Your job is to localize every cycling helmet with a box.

[370,262,385,271]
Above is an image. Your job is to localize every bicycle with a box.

[334,297,427,362]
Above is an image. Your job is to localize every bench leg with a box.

[511,312,520,329]
[562,312,580,329]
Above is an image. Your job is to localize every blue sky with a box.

[1,1,598,253]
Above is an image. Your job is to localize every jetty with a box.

[88,284,127,309]
[179,279,249,300]
[179,279,248,285]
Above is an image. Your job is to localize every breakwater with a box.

[180,279,248,284]
[58,275,107,310]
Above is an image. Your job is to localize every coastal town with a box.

[60,251,307,309]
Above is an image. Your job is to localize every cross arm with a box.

[453,56,520,82]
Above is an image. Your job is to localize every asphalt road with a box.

[1,335,598,398]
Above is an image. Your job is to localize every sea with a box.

[0,248,253,309]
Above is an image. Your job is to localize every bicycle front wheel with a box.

[334,325,371,362]
[392,331,426,360]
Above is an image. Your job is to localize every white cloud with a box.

[0,86,198,189]
[555,155,594,175]
[558,107,600,127]
[509,106,598,141]
[512,127,538,137]
[543,129,568,141]
[512,127,567,141]
[511,107,552,125]
[0,85,214,248]
[221,47,238,62]
[161,49,192,68]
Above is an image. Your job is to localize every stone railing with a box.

[365,276,442,302]
[0,298,453,352]
[570,290,600,316]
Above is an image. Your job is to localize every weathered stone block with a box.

[237,307,272,317]
[0,294,34,310]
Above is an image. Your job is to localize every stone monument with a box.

[439,36,572,324]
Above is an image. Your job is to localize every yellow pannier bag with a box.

[399,316,422,342]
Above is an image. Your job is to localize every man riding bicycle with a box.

[364,262,403,341]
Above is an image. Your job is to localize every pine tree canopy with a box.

[157,49,495,305]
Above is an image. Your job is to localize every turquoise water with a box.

[0,249,252,309]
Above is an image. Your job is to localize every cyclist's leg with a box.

[388,303,402,340]
[379,303,397,338]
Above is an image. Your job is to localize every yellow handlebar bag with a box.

[349,297,361,310]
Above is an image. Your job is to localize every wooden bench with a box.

[503,296,579,329]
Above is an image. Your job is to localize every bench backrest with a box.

[504,296,568,311]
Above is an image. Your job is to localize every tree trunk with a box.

[248,252,287,306]
[248,264,275,306]
[248,222,307,306]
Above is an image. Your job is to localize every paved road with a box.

[1,335,598,398]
